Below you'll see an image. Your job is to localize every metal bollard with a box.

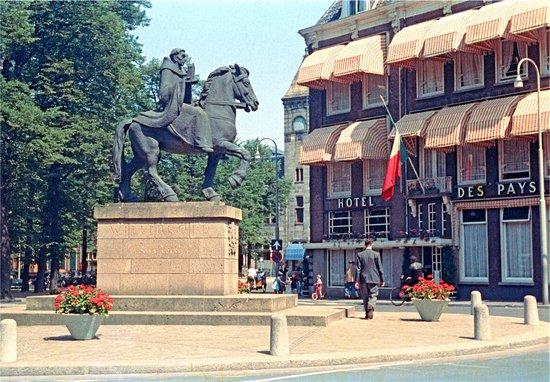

[0,319,17,362]
[524,295,539,325]
[474,304,491,341]
[470,291,482,315]
[270,314,289,356]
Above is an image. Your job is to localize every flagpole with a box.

[379,95,424,193]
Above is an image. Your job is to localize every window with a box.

[428,203,436,232]
[363,159,385,195]
[441,204,447,237]
[454,53,484,90]
[422,146,446,178]
[544,134,550,178]
[458,145,486,184]
[501,207,533,283]
[295,196,304,224]
[499,140,530,180]
[460,209,488,282]
[418,203,424,230]
[541,29,550,76]
[328,211,352,235]
[363,74,387,108]
[328,162,351,198]
[380,250,392,287]
[328,250,356,287]
[417,60,444,97]
[295,167,304,183]
[292,116,307,133]
[326,82,351,115]
[431,247,442,276]
[364,208,390,239]
[496,40,527,83]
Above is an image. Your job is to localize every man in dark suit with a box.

[354,239,385,319]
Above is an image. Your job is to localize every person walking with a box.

[344,260,358,299]
[355,239,385,319]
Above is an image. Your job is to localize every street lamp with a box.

[514,58,548,305]
[255,138,281,255]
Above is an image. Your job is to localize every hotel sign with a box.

[456,181,537,199]
[337,196,375,208]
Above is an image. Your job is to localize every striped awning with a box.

[389,110,437,138]
[423,10,481,59]
[332,34,386,83]
[387,20,436,68]
[507,0,550,42]
[296,45,344,89]
[333,119,387,161]
[464,95,521,145]
[454,197,547,210]
[464,0,521,51]
[510,89,550,137]
[424,103,478,150]
[299,124,347,165]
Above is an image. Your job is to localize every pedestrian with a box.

[276,271,287,294]
[355,239,385,319]
[290,271,298,294]
[402,255,424,286]
[247,266,257,289]
[344,260,358,299]
[295,267,304,296]
[313,274,324,299]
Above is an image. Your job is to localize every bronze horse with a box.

[113,64,259,202]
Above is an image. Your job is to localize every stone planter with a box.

[412,298,449,321]
[62,314,104,340]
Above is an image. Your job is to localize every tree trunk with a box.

[81,227,88,275]
[35,247,47,293]
[21,260,30,292]
[0,206,13,300]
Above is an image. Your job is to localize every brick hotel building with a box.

[294,0,550,300]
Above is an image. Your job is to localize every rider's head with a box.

[410,255,418,263]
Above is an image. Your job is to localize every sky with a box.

[133,0,334,149]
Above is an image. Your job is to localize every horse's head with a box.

[230,64,259,112]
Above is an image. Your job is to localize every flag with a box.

[382,129,408,201]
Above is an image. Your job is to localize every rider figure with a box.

[134,48,213,152]
[401,255,424,287]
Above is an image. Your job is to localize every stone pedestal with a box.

[94,202,241,296]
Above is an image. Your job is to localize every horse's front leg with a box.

[217,141,251,188]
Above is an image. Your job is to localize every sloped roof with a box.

[282,68,309,100]
[316,0,342,25]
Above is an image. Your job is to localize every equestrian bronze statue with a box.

[113,48,259,202]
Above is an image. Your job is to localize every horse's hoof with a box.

[164,194,179,202]
[228,175,242,188]
[202,187,222,201]
[118,190,139,203]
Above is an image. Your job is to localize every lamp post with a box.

[514,58,548,305]
[255,138,281,254]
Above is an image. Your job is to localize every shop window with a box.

[328,211,352,235]
[458,145,486,185]
[362,74,387,108]
[431,247,442,276]
[496,40,527,83]
[421,145,446,179]
[326,82,350,115]
[454,52,484,90]
[428,203,436,232]
[416,60,444,97]
[541,29,550,77]
[499,140,530,181]
[501,207,533,283]
[295,167,304,183]
[363,159,385,195]
[295,196,304,224]
[328,162,351,198]
[460,209,488,282]
[328,250,356,287]
[364,208,390,239]
[380,250,392,287]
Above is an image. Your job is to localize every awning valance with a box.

[296,45,344,89]
[424,103,478,150]
[299,124,347,165]
[387,20,436,68]
[464,95,521,145]
[333,119,387,161]
[464,0,521,51]
[284,243,305,261]
[454,197,546,210]
[507,0,550,42]
[332,34,386,83]
[389,110,437,139]
[423,10,481,59]
[510,89,550,137]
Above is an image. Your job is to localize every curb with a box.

[0,324,548,377]
[299,299,550,309]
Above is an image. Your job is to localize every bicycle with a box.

[311,284,326,301]
[390,277,412,306]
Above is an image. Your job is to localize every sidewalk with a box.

[0,310,548,377]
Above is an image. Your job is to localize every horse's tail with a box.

[113,120,130,182]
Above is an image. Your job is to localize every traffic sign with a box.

[271,239,283,251]
[270,250,282,263]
